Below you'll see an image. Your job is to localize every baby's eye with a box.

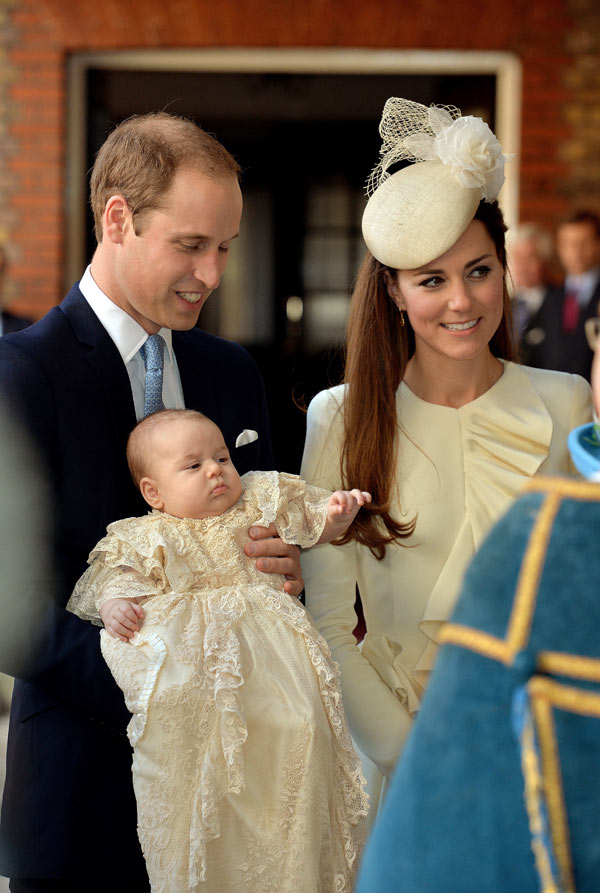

[218,456,230,464]
[188,462,200,470]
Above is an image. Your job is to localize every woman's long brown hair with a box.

[336,200,518,560]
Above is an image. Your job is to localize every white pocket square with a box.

[235,429,259,448]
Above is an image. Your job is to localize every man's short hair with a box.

[90,112,241,242]
[507,222,554,261]
[560,210,600,239]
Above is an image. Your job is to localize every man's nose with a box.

[193,251,225,291]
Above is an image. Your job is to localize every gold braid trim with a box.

[526,676,600,893]
[440,491,562,663]
[538,652,600,682]
[529,676,600,717]
[523,475,600,501]
[520,716,560,893]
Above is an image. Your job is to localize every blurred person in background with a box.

[521,210,600,379]
[0,403,51,709]
[506,222,554,362]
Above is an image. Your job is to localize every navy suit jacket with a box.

[521,279,600,380]
[0,285,273,882]
[1,310,33,335]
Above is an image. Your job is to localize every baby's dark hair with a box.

[126,408,210,488]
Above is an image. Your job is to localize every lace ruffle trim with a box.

[126,630,168,747]
[155,583,366,884]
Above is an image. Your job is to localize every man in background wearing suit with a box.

[0,113,302,892]
[506,222,554,364]
[523,210,600,379]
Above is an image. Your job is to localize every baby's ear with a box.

[140,477,163,510]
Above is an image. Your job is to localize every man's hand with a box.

[99,598,145,642]
[244,523,304,597]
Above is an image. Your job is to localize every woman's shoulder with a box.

[512,361,585,388]
[307,383,347,416]
[508,361,592,407]
[473,362,593,461]
[306,385,347,437]
[302,386,347,487]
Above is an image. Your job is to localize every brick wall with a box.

[1,0,598,317]
[562,0,600,203]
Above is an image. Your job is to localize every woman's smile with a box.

[441,318,480,332]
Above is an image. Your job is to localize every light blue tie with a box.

[140,334,165,417]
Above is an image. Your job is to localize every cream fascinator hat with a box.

[362,98,512,269]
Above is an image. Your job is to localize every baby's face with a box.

[143,417,242,519]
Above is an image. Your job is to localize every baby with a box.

[68,409,369,893]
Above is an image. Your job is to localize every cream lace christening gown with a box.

[68,471,368,893]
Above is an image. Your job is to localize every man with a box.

[0,113,302,891]
[506,222,553,362]
[522,210,600,379]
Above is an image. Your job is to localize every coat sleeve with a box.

[0,333,131,731]
[300,389,413,777]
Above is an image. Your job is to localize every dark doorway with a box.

[86,68,496,471]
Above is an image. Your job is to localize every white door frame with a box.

[66,47,522,288]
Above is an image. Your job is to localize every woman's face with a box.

[385,220,505,366]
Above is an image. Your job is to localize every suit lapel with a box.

[60,286,137,439]
[174,329,217,416]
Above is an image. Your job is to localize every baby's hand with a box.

[321,489,372,541]
[329,489,372,519]
[99,598,145,643]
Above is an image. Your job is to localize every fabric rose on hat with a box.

[366,98,512,207]
[434,116,507,201]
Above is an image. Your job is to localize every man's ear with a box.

[103,195,131,244]
[383,270,405,309]
[140,477,163,510]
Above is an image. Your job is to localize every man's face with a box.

[556,222,600,277]
[508,238,545,289]
[110,168,243,334]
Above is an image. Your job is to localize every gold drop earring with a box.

[399,307,405,327]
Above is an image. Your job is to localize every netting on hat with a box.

[366,97,510,203]
[366,99,461,196]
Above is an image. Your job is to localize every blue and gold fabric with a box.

[356,473,600,893]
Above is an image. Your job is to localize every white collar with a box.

[79,265,175,365]
[565,268,600,294]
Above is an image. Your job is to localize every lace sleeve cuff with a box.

[274,472,332,548]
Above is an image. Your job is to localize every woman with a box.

[300,98,593,817]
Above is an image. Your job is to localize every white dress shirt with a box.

[79,266,185,420]
[515,284,546,317]
[565,268,600,308]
